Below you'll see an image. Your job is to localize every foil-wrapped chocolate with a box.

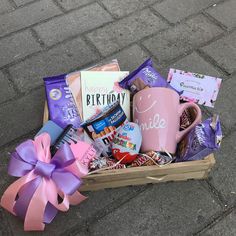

[44,74,82,129]
[89,156,126,170]
[146,151,173,165]
[180,107,198,130]
[118,58,170,95]
[176,115,222,162]
[112,122,142,164]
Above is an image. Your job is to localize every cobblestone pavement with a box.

[0,0,235,235]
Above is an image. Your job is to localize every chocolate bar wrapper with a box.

[131,154,155,167]
[146,151,173,165]
[118,58,169,94]
[177,115,222,162]
[180,107,198,130]
[44,74,82,129]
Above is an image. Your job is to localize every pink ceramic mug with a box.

[133,87,202,153]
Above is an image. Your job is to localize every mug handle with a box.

[176,102,202,143]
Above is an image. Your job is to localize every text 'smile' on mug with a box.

[133,87,202,153]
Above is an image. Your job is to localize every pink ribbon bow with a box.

[1,133,88,231]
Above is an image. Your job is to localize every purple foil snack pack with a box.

[44,74,82,129]
[176,115,222,162]
[119,58,170,94]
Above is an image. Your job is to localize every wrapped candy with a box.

[89,156,126,170]
[119,58,172,95]
[112,122,142,164]
[176,115,222,162]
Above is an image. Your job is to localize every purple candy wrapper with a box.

[44,74,82,129]
[119,58,170,94]
[176,115,222,162]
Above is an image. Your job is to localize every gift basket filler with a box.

[1,58,223,231]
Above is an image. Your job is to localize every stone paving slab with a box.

[89,182,222,236]
[87,9,168,56]
[0,0,14,15]
[160,51,223,78]
[14,0,36,7]
[5,185,146,235]
[202,31,236,74]
[153,0,218,24]
[34,3,113,47]
[206,75,236,132]
[0,0,62,37]
[56,0,95,11]
[206,0,236,30]
[142,15,223,65]
[0,88,44,146]
[9,37,98,92]
[208,130,236,206]
[101,0,158,18]
[199,209,236,236]
[0,71,16,104]
[105,44,150,71]
[0,30,41,68]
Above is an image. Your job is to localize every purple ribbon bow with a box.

[7,138,82,224]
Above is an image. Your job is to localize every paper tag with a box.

[167,69,222,107]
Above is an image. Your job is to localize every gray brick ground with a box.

[34,3,112,46]
[208,130,236,205]
[206,75,236,132]
[199,210,236,236]
[0,0,61,37]
[0,0,14,14]
[87,9,168,56]
[101,0,157,18]
[9,37,98,92]
[6,186,144,235]
[89,182,222,236]
[153,0,218,24]
[206,0,236,30]
[0,71,16,103]
[106,44,150,71]
[160,51,222,78]
[0,133,34,165]
[143,15,223,64]
[56,0,95,10]
[0,88,44,146]
[14,0,36,6]
[202,31,236,74]
[0,30,41,68]
[0,208,12,235]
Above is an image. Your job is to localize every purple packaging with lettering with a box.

[176,115,222,162]
[119,58,170,94]
[44,74,82,129]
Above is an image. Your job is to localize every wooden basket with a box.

[43,103,215,191]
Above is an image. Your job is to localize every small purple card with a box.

[167,69,222,108]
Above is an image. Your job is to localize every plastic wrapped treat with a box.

[119,58,170,95]
[177,115,222,162]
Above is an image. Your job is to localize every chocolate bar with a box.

[44,74,82,129]
[119,58,170,95]
[176,115,222,162]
